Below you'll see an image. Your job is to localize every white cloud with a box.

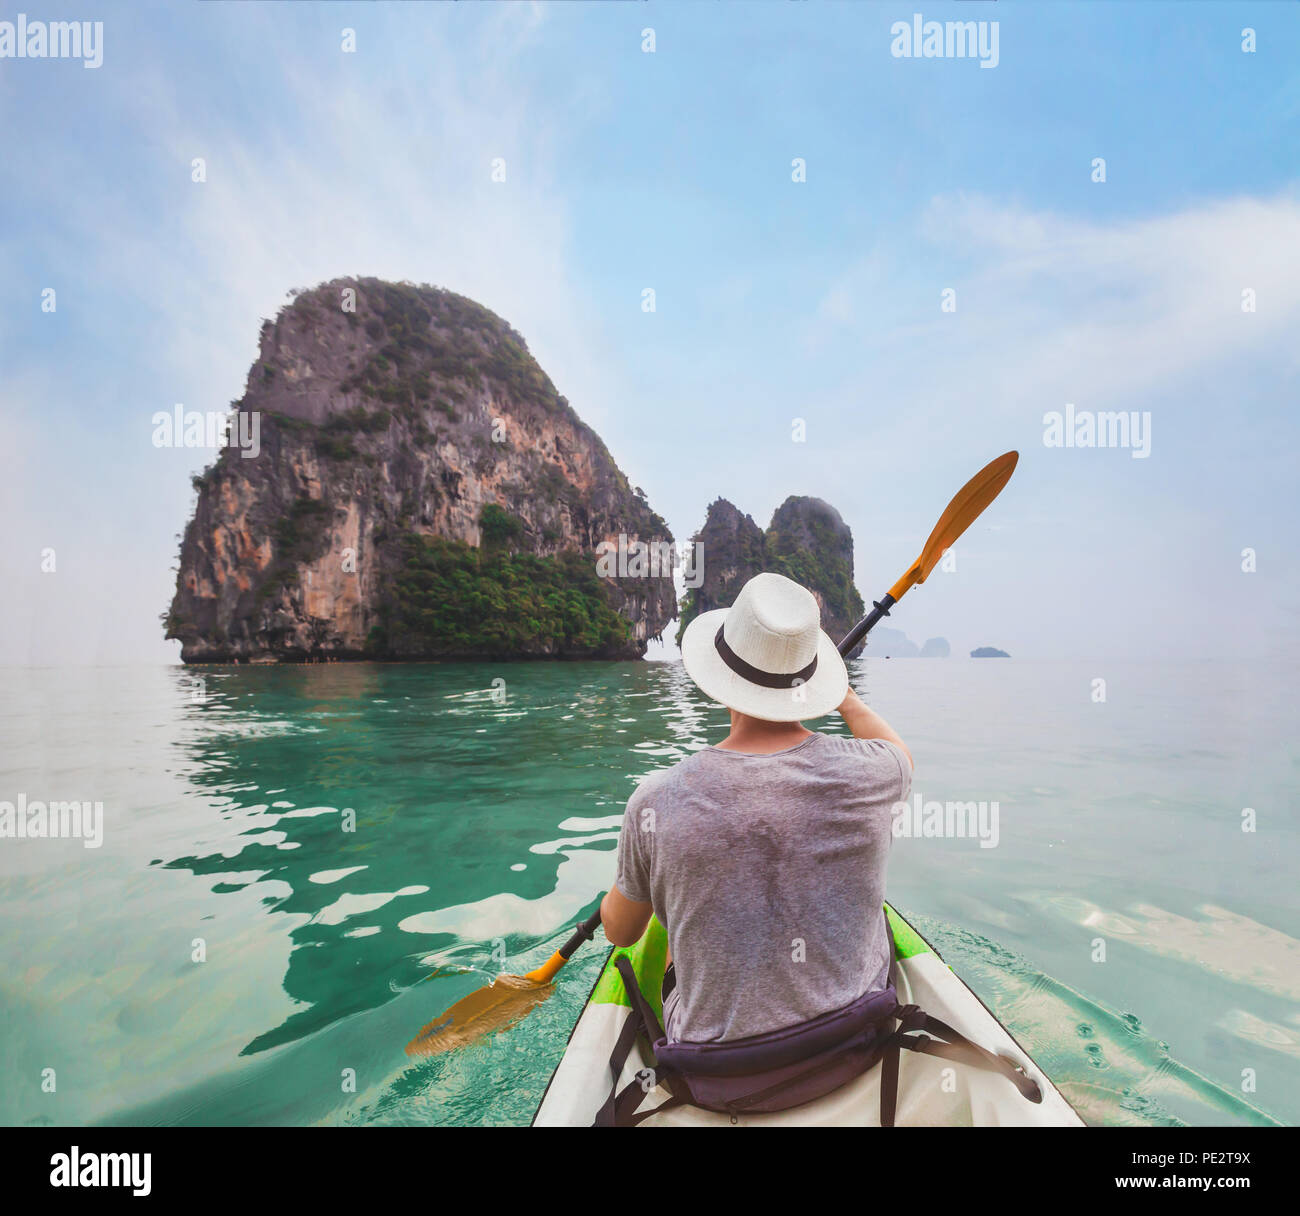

[918,190,1300,412]
[798,190,1300,658]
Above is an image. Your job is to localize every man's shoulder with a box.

[815,733,912,786]
[627,748,714,805]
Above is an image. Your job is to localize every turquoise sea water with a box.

[1,659,1296,1127]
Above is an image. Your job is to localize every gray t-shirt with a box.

[615,731,912,1044]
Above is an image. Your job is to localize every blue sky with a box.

[2,0,1298,664]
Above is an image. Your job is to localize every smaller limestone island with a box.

[677,497,863,646]
[676,496,952,657]
[970,646,1010,658]
[864,628,950,658]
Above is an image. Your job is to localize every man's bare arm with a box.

[837,688,913,768]
[601,884,654,947]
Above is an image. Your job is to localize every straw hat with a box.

[680,572,848,722]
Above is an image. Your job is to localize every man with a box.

[601,571,912,1044]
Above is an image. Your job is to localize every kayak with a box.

[533,903,1085,1126]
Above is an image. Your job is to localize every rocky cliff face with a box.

[166,279,675,662]
[674,500,766,631]
[678,496,865,646]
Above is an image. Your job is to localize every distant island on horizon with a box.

[970,646,1011,658]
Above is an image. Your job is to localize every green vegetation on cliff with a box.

[478,502,526,549]
[369,507,631,658]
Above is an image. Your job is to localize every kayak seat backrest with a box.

[659,1024,898,1115]
[653,984,900,1114]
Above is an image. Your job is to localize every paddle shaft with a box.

[560,908,604,959]
[836,594,896,658]
[524,907,603,984]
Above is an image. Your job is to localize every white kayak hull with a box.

[534,906,1084,1127]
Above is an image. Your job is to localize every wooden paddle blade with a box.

[888,451,1018,599]
[404,974,552,1057]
